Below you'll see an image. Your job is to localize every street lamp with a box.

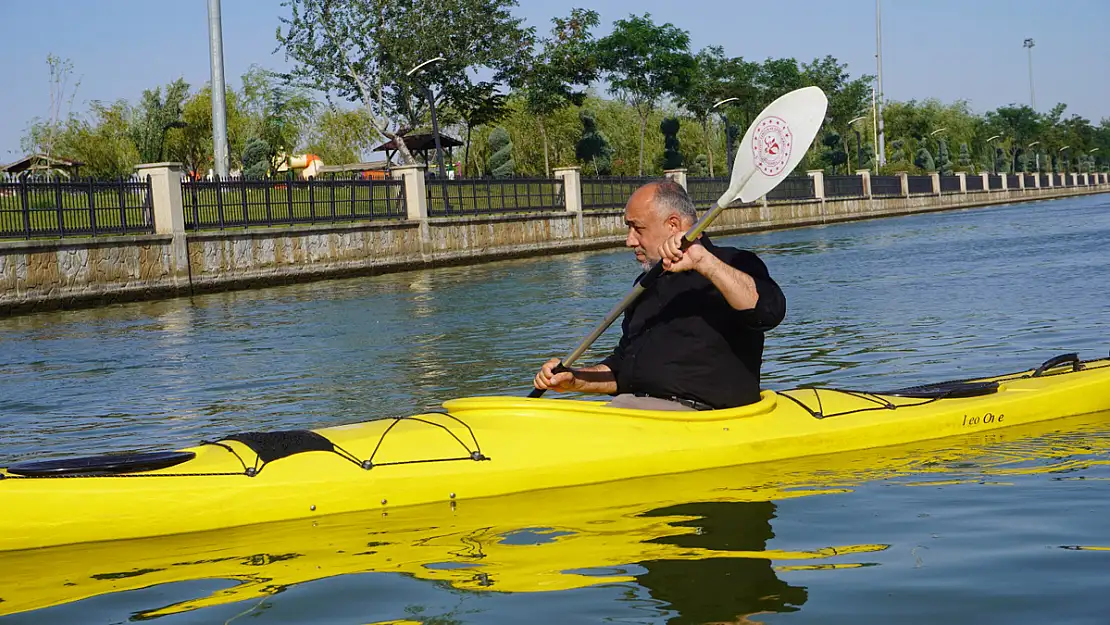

[1023,38,1036,110]
[406,56,447,179]
[1058,145,1070,178]
[1027,141,1040,173]
[930,128,947,173]
[987,135,1002,175]
[1089,148,1100,174]
[711,97,739,175]
[849,116,867,173]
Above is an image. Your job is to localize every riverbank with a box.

[1,165,1107,316]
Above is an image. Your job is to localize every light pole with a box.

[207,0,229,179]
[711,97,739,176]
[1023,38,1036,110]
[1059,145,1070,178]
[849,116,866,173]
[406,57,447,179]
[987,135,1001,175]
[875,0,886,166]
[1089,148,1099,174]
[930,128,947,173]
[1027,141,1040,173]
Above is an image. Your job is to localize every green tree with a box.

[915,146,935,172]
[515,8,601,176]
[596,13,695,175]
[129,78,190,163]
[58,100,140,179]
[21,54,83,165]
[242,138,272,179]
[275,0,529,165]
[660,117,682,170]
[451,82,509,176]
[675,46,731,177]
[936,138,952,175]
[958,143,971,169]
[305,105,380,166]
[488,127,514,177]
[821,131,847,173]
[576,108,613,175]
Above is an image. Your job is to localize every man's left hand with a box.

[660,232,707,273]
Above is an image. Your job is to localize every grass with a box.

[0,183,153,239]
[182,180,407,229]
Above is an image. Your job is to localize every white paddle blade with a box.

[719,86,829,206]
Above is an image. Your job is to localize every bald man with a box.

[533,179,786,411]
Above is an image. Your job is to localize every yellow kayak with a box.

[2,351,1109,553]
[3,408,1109,619]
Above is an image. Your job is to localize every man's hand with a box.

[534,357,578,392]
[659,232,708,273]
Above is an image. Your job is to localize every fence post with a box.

[897,172,909,197]
[663,168,688,190]
[1071,173,1079,186]
[930,173,941,195]
[856,170,872,199]
[956,172,967,193]
[554,166,583,239]
[134,162,185,235]
[980,172,990,191]
[806,170,825,200]
[999,173,1008,191]
[394,164,429,245]
[1033,172,1041,189]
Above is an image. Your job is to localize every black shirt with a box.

[599,235,786,409]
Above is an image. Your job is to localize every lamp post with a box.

[1027,141,1040,173]
[406,57,447,179]
[875,0,886,166]
[1023,38,1036,110]
[711,97,739,175]
[1058,145,1070,178]
[849,116,866,173]
[1089,148,1099,174]
[987,135,1001,175]
[930,127,947,174]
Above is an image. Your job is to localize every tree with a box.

[576,109,613,175]
[305,105,380,165]
[959,143,971,169]
[275,0,529,166]
[675,46,731,177]
[451,82,508,176]
[914,146,935,172]
[515,8,601,176]
[821,131,847,173]
[242,138,272,179]
[660,117,682,170]
[596,13,694,175]
[57,100,140,179]
[937,138,952,175]
[488,127,514,177]
[21,55,83,164]
[129,78,190,164]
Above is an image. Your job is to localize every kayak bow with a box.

[2,351,1110,552]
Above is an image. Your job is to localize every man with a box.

[533,179,786,410]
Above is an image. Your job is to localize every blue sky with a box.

[2,0,1106,161]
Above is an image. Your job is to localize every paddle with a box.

[529,85,829,398]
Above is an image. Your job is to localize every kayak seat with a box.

[881,380,999,399]
[4,450,196,477]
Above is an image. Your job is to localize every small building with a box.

[372,132,464,175]
[0,154,85,180]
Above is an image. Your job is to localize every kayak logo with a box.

[962,412,1005,427]
[752,116,793,176]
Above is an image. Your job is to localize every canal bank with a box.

[1,164,1108,316]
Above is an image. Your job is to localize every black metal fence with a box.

[966,174,984,191]
[871,175,903,196]
[907,175,933,194]
[686,177,729,207]
[1006,174,1021,189]
[1024,174,1037,188]
[940,176,962,193]
[182,175,406,230]
[824,175,865,198]
[0,176,154,239]
[581,176,660,210]
[765,175,815,201]
[987,174,1003,190]
[425,177,564,216]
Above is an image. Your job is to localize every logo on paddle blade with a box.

[752,116,793,176]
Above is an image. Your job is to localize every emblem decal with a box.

[752,116,793,176]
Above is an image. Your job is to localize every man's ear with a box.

[665,213,683,232]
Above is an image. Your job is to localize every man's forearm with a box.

[570,364,618,394]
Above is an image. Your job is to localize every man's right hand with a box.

[534,357,578,392]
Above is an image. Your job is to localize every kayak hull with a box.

[3,354,1110,552]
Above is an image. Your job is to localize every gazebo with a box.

[0,154,84,179]
[372,132,463,172]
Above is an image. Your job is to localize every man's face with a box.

[624,186,682,271]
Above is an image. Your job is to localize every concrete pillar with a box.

[553,166,583,213]
[663,168,688,190]
[1071,173,1079,186]
[897,172,909,197]
[1046,172,1054,187]
[930,173,941,195]
[856,169,872,198]
[980,172,990,191]
[1033,173,1041,188]
[807,170,825,199]
[956,172,967,193]
[999,174,1008,191]
[394,164,428,221]
[135,162,185,235]
[1082,173,1090,186]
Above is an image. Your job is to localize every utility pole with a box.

[875,0,887,166]
[208,0,230,179]
[1023,38,1036,110]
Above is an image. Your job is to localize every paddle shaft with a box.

[528,180,749,399]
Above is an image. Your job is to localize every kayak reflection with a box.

[636,501,809,625]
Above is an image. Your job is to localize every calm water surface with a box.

[1,194,1109,623]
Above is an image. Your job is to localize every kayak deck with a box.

[2,352,1109,552]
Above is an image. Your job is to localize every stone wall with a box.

[1,164,1107,316]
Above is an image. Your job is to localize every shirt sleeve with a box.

[727,250,787,331]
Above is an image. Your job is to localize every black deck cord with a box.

[779,387,939,420]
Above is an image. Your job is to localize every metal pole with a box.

[875,0,886,166]
[207,0,229,179]
[1024,38,1036,110]
[425,87,447,179]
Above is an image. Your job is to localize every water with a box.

[1,194,1109,623]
